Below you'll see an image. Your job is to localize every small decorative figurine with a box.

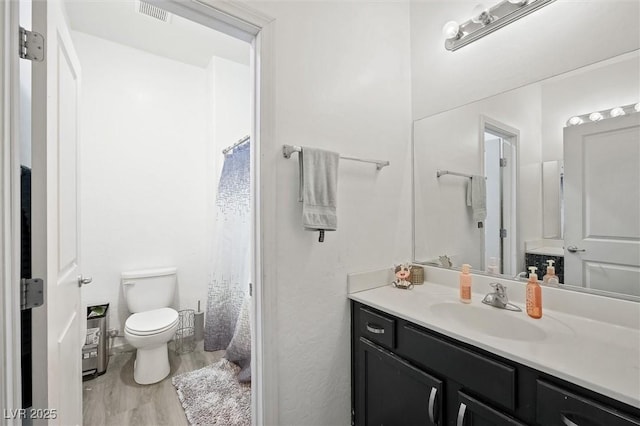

[392,263,414,290]
[439,255,453,268]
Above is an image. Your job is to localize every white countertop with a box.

[525,246,565,256]
[524,239,565,257]
[349,278,640,409]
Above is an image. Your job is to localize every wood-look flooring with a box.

[83,341,223,426]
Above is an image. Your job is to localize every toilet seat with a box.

[125,308,179,336]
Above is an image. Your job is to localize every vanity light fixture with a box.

[442,21,461,40]
[471,4,493,25]
[443,0,556,51]
[565,102,639,127]
[567,116,583,126]
[609,107,626,118]
[589,112,604,122]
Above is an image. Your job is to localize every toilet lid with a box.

[125,308,179,336]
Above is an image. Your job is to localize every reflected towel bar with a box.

[282,144,390,170]
[437,169,485,179]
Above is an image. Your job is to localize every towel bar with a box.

[282,145,390,170]
[437,169,486,179]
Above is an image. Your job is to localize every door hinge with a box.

[249,282,253,297]
[20,278,44,310]
[19,27,45,62]
[500,228,507,239]
[499,157,507,167]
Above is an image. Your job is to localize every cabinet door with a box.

[356,338,443,426]
[455,392,526,426]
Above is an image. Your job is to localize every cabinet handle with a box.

[456,403,466,426]
[561,414,579,426]
[366,323,385,334]
[428,387,438,424]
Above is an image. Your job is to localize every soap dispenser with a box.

[526,266,542,319]
[487,257,500,275]
[542,260,558,285]
[459,264,472,304]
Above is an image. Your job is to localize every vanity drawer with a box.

[456,391,526,426]
[358,307,396,349]
[536,380,640,426]
[399,324,516,411]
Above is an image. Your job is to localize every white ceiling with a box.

[64,1,250,68]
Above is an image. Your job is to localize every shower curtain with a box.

[205,141,251,354]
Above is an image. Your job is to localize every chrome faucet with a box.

[514,271,529,282]
[482,283,522,312]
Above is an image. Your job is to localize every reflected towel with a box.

[466,175,487,223]
[298,147,340,231]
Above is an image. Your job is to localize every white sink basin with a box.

[430,302,558,342]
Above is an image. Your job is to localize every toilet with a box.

[122,267,179,385]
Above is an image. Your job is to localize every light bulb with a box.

[589,112,603,122]
[442,21,461,40]
[567,116,583,126]
[635,103,640,112]
[610,107,625,118]
[471,4,493,25]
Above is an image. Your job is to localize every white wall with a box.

[414,84,542,272]
[410,0,640,120]
[245,2,413,424]
[209,56,251,153]
[206,55,251,222]
[74,31,211,334]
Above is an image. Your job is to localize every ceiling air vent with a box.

[136,1,171,23]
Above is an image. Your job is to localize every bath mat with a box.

[172,359,251,425]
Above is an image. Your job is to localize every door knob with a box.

[567,245,586,253]
[78,275,93,287]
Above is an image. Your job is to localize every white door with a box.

[564,113,640,297]
[483,125,517,276]
[484,135,502,271]
[30,0,84,423]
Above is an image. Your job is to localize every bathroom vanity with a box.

[349,276,640,426]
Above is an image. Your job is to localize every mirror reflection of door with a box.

[564,113,640,297]
[483,124,518,276]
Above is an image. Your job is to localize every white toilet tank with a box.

[122,267,177,313]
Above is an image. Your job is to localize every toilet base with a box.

[133,343,170,385]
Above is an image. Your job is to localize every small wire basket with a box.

[409,266,425,285]
[175,309,196,354]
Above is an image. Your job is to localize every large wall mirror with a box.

[413,50,639,300]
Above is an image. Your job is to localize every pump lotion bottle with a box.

[542,259,557,284]
[459,264,472,304]
[526,266,542,319]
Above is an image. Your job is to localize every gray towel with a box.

[466,175,487,223]
[298,147,340,231]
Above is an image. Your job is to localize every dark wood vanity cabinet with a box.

[351,301,640,426]
[358,338,443,425]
